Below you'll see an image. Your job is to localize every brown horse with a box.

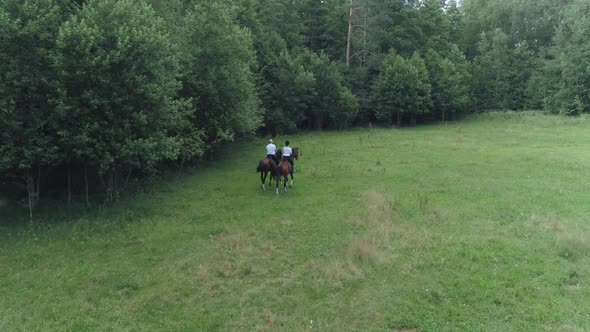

[256,158,276,191]
[291,147,300,173]
[292,147,300,160]
[274,149,294,194]
[273,160,292,194]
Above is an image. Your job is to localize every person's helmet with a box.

[268,139,274,143]
[285,140,290,146]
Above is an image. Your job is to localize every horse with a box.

[274,149,294,194]
[292,147,300,160]
[256,158,276,191]
[273,160,292,194]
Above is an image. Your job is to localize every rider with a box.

[266,139,279,165]
[282,140,294,172]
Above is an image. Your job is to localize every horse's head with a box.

[276,148,283,161]
[292,147,300,160]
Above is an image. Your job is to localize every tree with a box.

[446,0,463,46]
[234,0,292,135]
[179,1,262,150]
[255,0,305,50]
[0,0,72,220]
[461,0,570,57]
[265,51,316,134]
[298,50,358,129]
[418,0,452,55]
[526,48,561,112]
[366,0,424,56]
[408,52,432,124]
[471,30,512,111]
[301,0,331,53]
[371,50,430,126]
[472,28,533,111]
[55,0,199,201]
[425,48,470,121]
[551,0,590,114]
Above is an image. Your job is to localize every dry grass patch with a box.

[360,190,419,252]
[308,257,363,290]
[508,215,590,262]
[552,325,586,332]
[187,227,279,298]
[557,231,590,261]
[351,239,377,264]
[311,190,425,287]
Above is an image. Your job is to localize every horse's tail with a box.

[256,160,264,172]
[275,165,282,177]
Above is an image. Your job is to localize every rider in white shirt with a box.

[282,140,294,171]
[266,139,278,164]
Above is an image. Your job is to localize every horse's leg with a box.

[283,175,288,192]
[261,171,266,191]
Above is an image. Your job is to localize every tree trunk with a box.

[315,117,323,131]
[26,171,33,224]
[346,0,353,66]
[113,170,118,201]
[100,170,115,203]
[397,111,401,127]
[363,7,368,65]
[67,163,71,205]
[84,164,89,207]
[442,109,445,122]
[36,165,41,207]
[125,166,133,188]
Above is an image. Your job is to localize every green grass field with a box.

[1,112,589,331]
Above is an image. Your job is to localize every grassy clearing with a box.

[1,112,590,331]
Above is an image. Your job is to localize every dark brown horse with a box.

[274,149,294,194]
[292,147,300,160]
[273,160,292,194]
[256,158,276,191]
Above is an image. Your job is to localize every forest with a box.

[1,0,589,216]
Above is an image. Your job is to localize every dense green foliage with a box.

[179,2,261,147]
[371,51,431,125]
[2,114,590,330]
[2,0,590,210]
[0,1,71,210]
[55,0,197,185]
